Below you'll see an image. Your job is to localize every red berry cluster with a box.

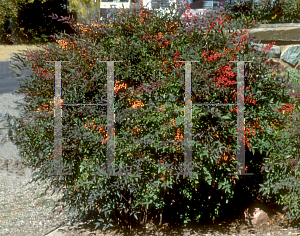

[274,103,295,115]
[27,50,54,77]
[181,2,192,22]
[138,5,149,25]
[214,64,235,87]
[262,42,275,52]
[206,15,224,33]
[202,50,222,62]
[173,49,184,69]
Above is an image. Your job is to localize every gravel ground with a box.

[0,91,80,236]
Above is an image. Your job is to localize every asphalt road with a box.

[0,60,33,96]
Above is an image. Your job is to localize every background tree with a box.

[68,0,99,22]
[0,0,34,26]
[0,0,78,44]
[0,0,32,43]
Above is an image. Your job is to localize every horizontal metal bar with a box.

[193,103,237,106]
[56,103,282,107]
[229,61,253,63]
[62,104,107,106]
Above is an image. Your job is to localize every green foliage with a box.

[259,62,300,221]
[68,0,99,21]
[0,0,29,26]
[0,0,28,43]
[1,0,299,231]
[223,0,300,25]
[0,0,78,44]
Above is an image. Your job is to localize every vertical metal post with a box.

[97,60,123,176]
[107,61,116,176]
[228,60,254,175]
[54,61,63,175]
[183,61,198,172]
[46,60,71,176]
[237,61,245,175]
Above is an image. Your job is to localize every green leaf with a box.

[222,116,231,120]
[272,14,277,20]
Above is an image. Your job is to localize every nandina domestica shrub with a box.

[3,0,300,230]
[223,0,300,25]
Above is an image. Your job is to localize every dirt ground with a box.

[0,44,48,62]
[46,209,300,236]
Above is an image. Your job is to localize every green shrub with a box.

[259,63,300,222]
[223,0,300,25]
[2,0,299,231]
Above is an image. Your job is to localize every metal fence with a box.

[45,58,253,178]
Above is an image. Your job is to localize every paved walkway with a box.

[0,60,33,95]
[0,44,42,96]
